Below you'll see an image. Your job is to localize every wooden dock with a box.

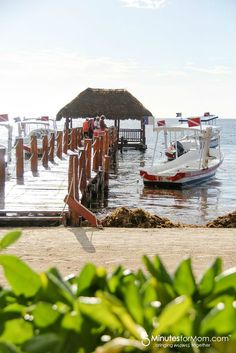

[0,127,118,226]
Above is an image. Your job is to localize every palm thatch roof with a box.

[56,88,153,121]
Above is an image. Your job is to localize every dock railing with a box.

[1,127,118,226]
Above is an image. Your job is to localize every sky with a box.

[0,0,236,119]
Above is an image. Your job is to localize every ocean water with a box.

[1,118,235,225]
[103,119,236,225]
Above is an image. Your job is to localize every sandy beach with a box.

[0,227,236,283]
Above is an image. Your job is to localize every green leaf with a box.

[200,299,236,336]
[122,281,143,325]
[0,255,41,297]
[198,257,222,297]
[0,318,33,344]
[97,292,144,340]
[32,302,60,328]
[41,271,75,305]
[0,231,22,251]
[94,337,144,353]
[22,334,61,353]
[61,311,82,332]
[0,342,23,353]
[153,295,192,335]
[214,267,236,294]
[173,258,196,296]
[76,263,97,295]
[143,255,172,285]
[79,297,122,331]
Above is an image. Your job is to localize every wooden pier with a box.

[0,127,118,226]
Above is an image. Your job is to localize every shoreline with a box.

[1,227,236,283]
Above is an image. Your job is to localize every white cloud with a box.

[120,0,167,9]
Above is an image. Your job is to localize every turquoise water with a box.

[104,119,236,225]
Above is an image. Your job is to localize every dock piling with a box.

[49,133,55,162]
[42,135,49,169]
[15,138,24,179]
[56,131,63,159]
[30,135,38,174]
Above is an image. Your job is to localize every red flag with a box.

[0,114,8,122]
[41,116,49,121]
[157,120,166,126]
[187,117,201,127]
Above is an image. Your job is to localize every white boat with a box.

[140,115,223,189]
[16,117,57,155]
[0,121,13,164]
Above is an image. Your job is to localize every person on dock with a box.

[100,115,107,131]
[88,118,94,138]
[82,118,89,138]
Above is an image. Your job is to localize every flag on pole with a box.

[187,117,201,127]
[41,116,49,121]
[143,116,154,125]
[0,114,8,122]
[157,120,166,127]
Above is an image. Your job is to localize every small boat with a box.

[0,114,13,164]
[16,117,57,156]
[140,114,223,189]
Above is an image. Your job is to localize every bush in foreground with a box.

[0,231,235,353]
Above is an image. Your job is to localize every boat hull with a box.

[140,161,222,189]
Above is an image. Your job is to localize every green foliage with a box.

[0,231,235,353]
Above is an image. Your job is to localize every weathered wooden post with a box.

[0,147,6,205]
[99,135,103,168]
[68,129,74,151]
[56,131,63,159]
[76,128,82,148]
[68,153,79,226]
[104,154,110,191]
[63,129,69,154]
[15,138,24,179]
[105,130,109,155]
[84,139,92,180]
[49,133,55,162]
[72,128,77,150]
[30,135,38,174]
[42,135,49,169]
[92,137,99,172]
[79,149,87,194]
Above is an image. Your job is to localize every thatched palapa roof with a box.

[56,88,153,121]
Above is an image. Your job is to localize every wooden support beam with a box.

[84,139,92,180]
[76,128,82,148]
[42,135,49,169]
[79,149,87,194]
[103,154,110,189]
[49,133,55,162]
[92,137,99,172]
[67,154,79,226]
[105,130,109,155]
[99,135,103,168]
[68,129,74,151]
[65,195,99,228]
[30,135,38,174]
[15,138,24,179]
[56,131,63,159]
[72,128,77,150]
[63,129,69,154]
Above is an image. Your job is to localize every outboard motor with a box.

[175,141,185,157]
